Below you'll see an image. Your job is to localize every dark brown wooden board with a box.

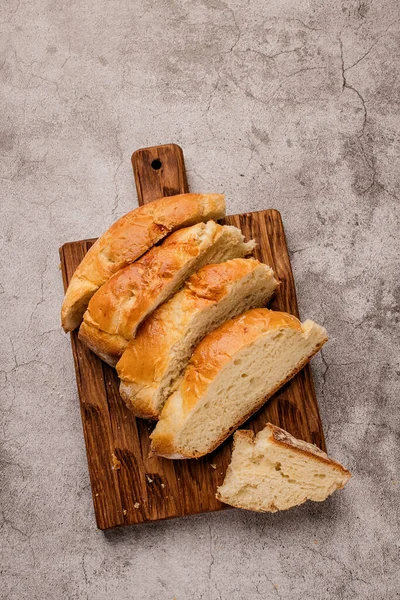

[60,143,326,529]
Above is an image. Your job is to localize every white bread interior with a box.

[216,424,351,512]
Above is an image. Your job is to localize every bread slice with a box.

[61,193,226,331]
[117,258,278,419]
[216,424,351,512]
[78,221,255,366]
[150,308,328,458]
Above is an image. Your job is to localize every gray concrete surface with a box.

[1,0,399,598]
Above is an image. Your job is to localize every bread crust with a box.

[61,193,226,331]
[116,259,277,418]
[79,221,253,365]
[150,309,328,458]
[78,321,127,367]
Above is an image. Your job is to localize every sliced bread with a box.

[150,308,328,458]
[117,258,278,419]
[61,193,226,331]
[216,424,351,512]
[78,221,255,366]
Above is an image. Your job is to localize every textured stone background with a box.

[1,0,399,598]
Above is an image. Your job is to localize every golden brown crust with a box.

[150,332,327,459]
[117,260,263,382]
[78,321,127,367]
[118,381,160,419]
[61,193,226,331]
[84,223,209,340]
[116,259,276,418]
[184,259,262,302]
[81,220,249,365]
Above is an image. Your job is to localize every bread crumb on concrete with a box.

[111,453,121,470]
[134,502,140,509]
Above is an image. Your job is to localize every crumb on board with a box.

[111,453,121,470]
[123,509,127,515]
[134,502,140,509]
[210,463,217,469]
[146,475,153,483]
[95,493,99,497]
[161,483,165,488]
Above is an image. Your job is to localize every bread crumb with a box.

[123,509,127,515]
[210,463,217,469]
[134,502,140,509]
[314,539,319,545]
[111,453,121,470]
[95,493,99,497]
[146,475,153,483]
[58,263,61,270]
[274,584,279,589]
[161,483,165,488]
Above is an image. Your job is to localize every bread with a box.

[79,222,256,366]
[61,193,226,331]
[117,258,278,419]
[150,308,328,458]
[216,424,351,512]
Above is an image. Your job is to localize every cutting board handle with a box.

[131,143,189,206]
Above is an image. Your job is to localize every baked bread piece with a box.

[117,258,278,419]
[61,193,226,331]
[216,424,351,512]
[150,308,328,458]
[79,221,255,366]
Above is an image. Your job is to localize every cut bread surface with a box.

[216,424,351,512]
[117,258,278,419]
[79,221,255,366]
[150,308,328,458]
[61,193,226,331]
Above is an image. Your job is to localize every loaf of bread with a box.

[117,258,278,419]
[150,308,328,458]
[216,424,351,512]
[61,193,226,331]
[79,221,255,366]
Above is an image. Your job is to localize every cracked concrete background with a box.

[1,0,399,598]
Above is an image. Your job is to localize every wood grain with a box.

[60,143,325,529]
[131,143,188,203]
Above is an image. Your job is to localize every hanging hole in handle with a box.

[151,159,162,170]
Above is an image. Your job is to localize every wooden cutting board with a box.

[59,143,326,530]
